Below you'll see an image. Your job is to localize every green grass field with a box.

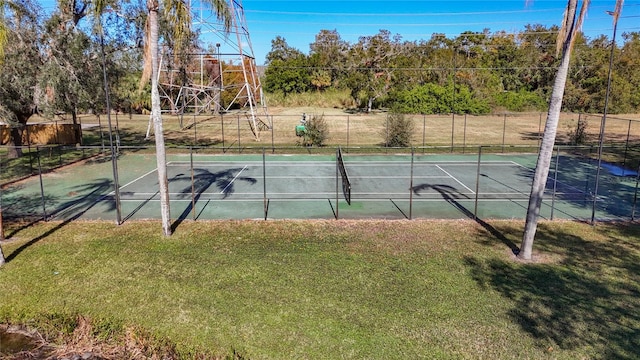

[1,219,639,359]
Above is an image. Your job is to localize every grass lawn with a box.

[1,219,639,359]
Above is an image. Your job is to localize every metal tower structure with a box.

[158,0,270,140]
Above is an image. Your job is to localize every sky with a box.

[239,0,640,64]
[37,0,640,65]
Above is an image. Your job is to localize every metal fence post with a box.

[632,164,640,221]
[502,114,506,153]
[463,114,467,153]
[237,115,241,154]
[263,147,268,220]
[409,147,414,220]
[622,119,631,170]
[221,113,225,153]
[335,148,339,219]
[474,146,482,219]
[450,113,455,152]
[422,114,426,154]
[538,113,543,149]
[190,147,196,220]
[550,146,560,220]
[193,114,197,146]
[36,146,47,221]
[271,115,275,154]
[346,115,350,152]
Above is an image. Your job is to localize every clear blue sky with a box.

[37,0,640,65]
[240,0,640,64]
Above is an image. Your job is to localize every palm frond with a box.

[203,0,232,31]
[164,0,191,59]
[569,0,590,52]
[555,0,574,56]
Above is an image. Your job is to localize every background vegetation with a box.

[264,28,640,115]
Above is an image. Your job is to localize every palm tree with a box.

[520,0,623,260]
[143,0,230,235]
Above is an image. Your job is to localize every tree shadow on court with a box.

[464,222,640,358]
[412,183,519,253]
[169,167,257,227]
[4,179,116,263]
[509,154,639,220]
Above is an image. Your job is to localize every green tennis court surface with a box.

[3,151,638,222]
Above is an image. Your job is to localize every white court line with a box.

[220,165,248,194]
[111,168,159,195]
[435,165,475,194]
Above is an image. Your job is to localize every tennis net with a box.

[336,147,352,205]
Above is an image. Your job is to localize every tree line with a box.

[263,27,640,115]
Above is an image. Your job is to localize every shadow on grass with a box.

[464,222,640,359]
[412,183,520,253]
[5,179,116,263]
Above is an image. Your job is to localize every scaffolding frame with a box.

[158,0,270,140]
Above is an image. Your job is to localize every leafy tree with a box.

[264,36,310,95]
[518,24,561,94]
[618,32,640,110]
[0,0,8,62]
[346,30,400,112]
[309,29,348,87]
[38,5,103,125]
[263,56,311,96]
[0,0,42,159]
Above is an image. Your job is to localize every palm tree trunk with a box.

[520,0,578,260]
[148,0,172,236]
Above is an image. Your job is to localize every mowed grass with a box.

[1,220,639,359]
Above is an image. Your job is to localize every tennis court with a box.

[3,148,637,223]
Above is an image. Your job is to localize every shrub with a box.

[303,113,329,147]
[382,112,414,147]
[567,117,589,145]
[389,83,490,115]
[495,90,546,112]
